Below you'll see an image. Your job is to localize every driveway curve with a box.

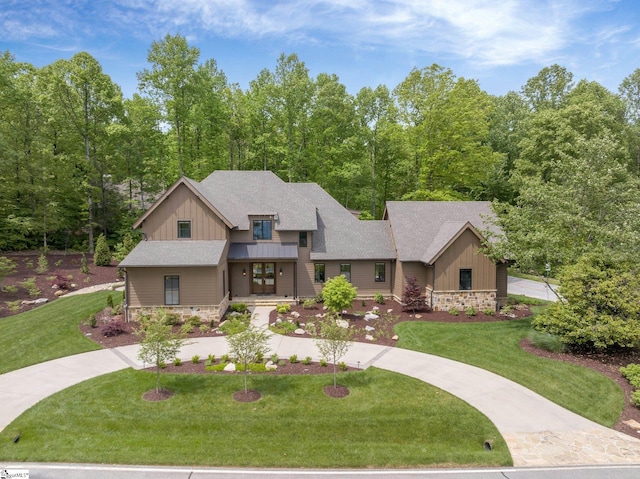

[1,306,640,468]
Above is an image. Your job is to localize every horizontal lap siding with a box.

[434,230,496,291]
[127,267,219,307]
[299,260,393,298]
[393,262,431,298]
[230,221,297,243]
[142,184,228,240]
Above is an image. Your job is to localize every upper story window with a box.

[253,219,272,240]
[340,263,351,282]
[299,231,308,248]
[177,220,191,239]
[375,262,386,282]
[460,269,472,290]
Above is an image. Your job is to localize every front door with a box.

[251,262,276,294]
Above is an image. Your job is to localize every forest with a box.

[1,34,639,274]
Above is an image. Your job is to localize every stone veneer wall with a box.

[427,287,497,312]
[126,295,230,324]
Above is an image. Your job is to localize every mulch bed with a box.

[142,388,175,401]
[0,251,121,319]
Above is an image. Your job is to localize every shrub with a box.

[50,272,70,290]
[0,256,17,282]
[87,313,97,328]
[113,233,138,262]
[276,303,291,314]
[173,357,182,366]
[465,306,477,316]
[191,355,200,364]
[302,298,316,309]
[632,390,640,407]
[112,304,123,315]
[302,356,312,365]
[80,254,90,274]
[230,303,248,313]
[402,276,426,312]
[221,354,230,363]
[314,293,324,304]
[93,234,112,266]
[270,353,279,363]
[449,307,459,316]
[199,323,209,333]
[161,311,180,326]
[2,285,18,294]
[5,300,21,312]
[180,323,194,335]
[101,319,126,337]
[500,305,514,315]
[36,253,49,274]
[20,277,41,298]
[374,292,385,305]
[54,259,63,267]
[106,294,114,308]
[338,361,348,371]
[527,330,565,353]
[483,308,496,316]
[320,358,328,367]
[207,354,216,362]
[187,315,202,327]
[220,313,251,335]
[321,275,358,313]
[620,364,640,389]
[289,354,299,363]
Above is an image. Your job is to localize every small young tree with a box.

[0,256,17,283]
[36,252,49,274]
[93,233,111,266]
[321,275,358,314]
[136,309,187,393]
[312,312,354,388]
[226,325,271,393]
[402,276,425,312]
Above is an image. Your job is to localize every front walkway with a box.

[1,307,640,468]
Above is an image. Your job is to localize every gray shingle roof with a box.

[196,171,317,231]
[385,201,501,263]
[289,183,396,260]
[119,240,227,267]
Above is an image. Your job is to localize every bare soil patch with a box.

[0,251,121,319]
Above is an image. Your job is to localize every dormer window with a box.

[177,220,191,239]
[253,219,272,240]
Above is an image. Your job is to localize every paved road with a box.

[508,276,559,302]
[3,463,640,479]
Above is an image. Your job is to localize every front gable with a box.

[135,181,231,241]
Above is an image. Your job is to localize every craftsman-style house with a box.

[119,170,507,322]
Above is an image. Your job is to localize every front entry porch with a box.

[230,295,296,308]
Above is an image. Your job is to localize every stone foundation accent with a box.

[126,296,230,324]
[427,288,497,312]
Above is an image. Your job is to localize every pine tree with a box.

[93,234,111,266]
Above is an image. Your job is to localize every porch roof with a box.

[119,240,227,267]
[227,242,298,260]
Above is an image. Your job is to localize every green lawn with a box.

[396,317,623,427]
[0,291,115,374]
[0,368,511,467]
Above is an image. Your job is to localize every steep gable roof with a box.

[198,170,317,231]
[132,177,233,230]
[385,201,500,263]
[290,183,396,260]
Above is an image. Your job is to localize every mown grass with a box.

[396,317,623,427]
[0,291,114,374]
[0,368,511,467]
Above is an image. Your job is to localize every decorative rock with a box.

[291,311,300,319]
[392,335,399,341]
[336,319,349,328]
[415,314,422,319]
[223,363,236,372]
[372,306,379,312]
[275,317,282,324]
[323,305,328,311]
[229,311,244,317]
[387,309,394,313]
[315,313,325,318]
[265,361,278,371]
[364,313,379,321]
[365,325,375,332]
[51,284,59,289]
[365,334,374,341]
[294,328,306,335]
[21,298,49,306]
[70,283,77,288]
[54,290,67,297]
[342,310,348,315]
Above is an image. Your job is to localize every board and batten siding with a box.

[433,229,496,291]
[229,220,298,243]
[392,261,431,300]
[141,184,229,241]
[127,267,219,307]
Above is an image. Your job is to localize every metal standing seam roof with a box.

[196,171,318,232]
[119,240,227,267]
[227,242,299,260]
[385,201,501,263]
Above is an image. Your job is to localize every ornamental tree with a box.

[321,275,357,314]
[312,312,354,388]
[226,324,271,393]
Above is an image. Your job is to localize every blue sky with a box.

[2,0,640,99]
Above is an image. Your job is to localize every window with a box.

[253,219,272,240]
[299,231,307,248]
[340,263,351,282]
[460,269,472,290]
[164,276,180,305]
[314,263,325,283]
[177,220,191,239]
[375,262,386,282]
